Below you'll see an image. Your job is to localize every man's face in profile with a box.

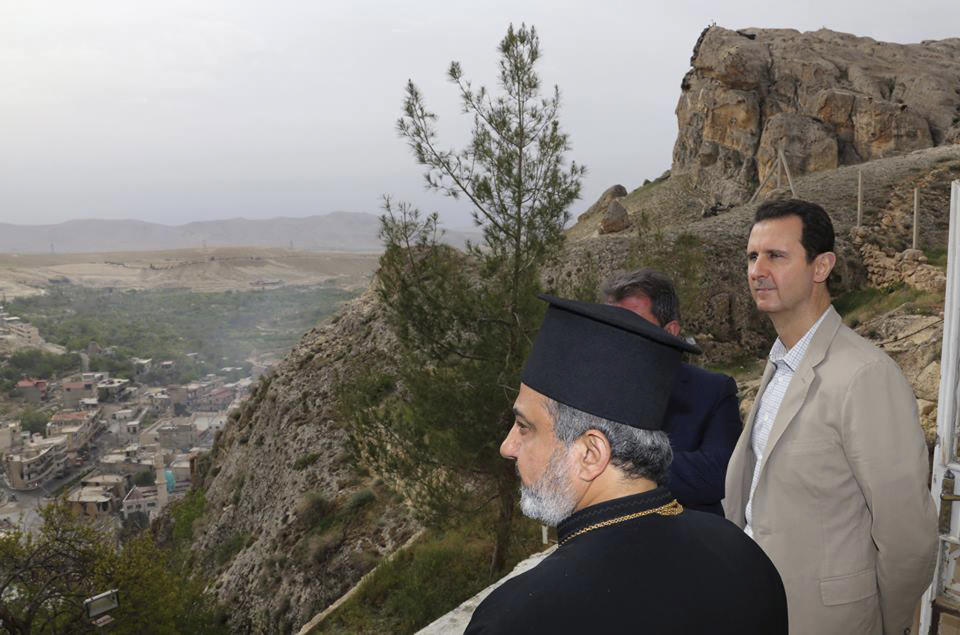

[500,384,578,526]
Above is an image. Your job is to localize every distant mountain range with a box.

[0,213,479,253]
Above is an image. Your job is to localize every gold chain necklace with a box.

[559,499,684,546]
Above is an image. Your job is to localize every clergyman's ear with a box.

[573,429,612,482]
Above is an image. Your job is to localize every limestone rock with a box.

[755,113,838,188]
[673,26,960,205]
[578,184,628,221]
[599,199,631,234]
[859,243,946,292]
[815,88,933,162]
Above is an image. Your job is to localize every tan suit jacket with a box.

[724,306,938,635]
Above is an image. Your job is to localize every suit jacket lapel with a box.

[727,359,775,523]
[757,306,842,479]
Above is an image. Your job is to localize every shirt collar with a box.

[768,307,831,372]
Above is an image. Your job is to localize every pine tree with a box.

[343,23,584,573]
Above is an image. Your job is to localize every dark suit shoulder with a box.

[677,363,737,396]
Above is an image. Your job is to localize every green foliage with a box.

[293,452,321,470]
[297,492,337,531]
[0,500,226,635]
[3,348,80,379]
[88,353,135,378]
[924,246,948,269]
[319,514,542,634]
[0,503,108,633]
[214,531,250,566]
[344,23,583,574]
[7,284,355,374]
[1,348,80,394]
[170,488,206,552]
[347,488,376,513]
[835,283,943,327]
[18,407,50,436]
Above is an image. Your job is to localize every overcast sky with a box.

[1,1,958,229]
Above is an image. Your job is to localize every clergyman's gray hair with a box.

[546,398,672,485]
[600,268,680,327]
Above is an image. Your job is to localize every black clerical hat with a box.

[521,294,701,430]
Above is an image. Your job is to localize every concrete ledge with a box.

[416,545,556,634]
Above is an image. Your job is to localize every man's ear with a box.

[813,251,836,283]
[573,429,612,482]
[663,321,681,337]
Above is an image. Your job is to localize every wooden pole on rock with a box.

[778,147,797,198]
[857,170,863,227]
[749,154,781,204]
[913,188,920,250]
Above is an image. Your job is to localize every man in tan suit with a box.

[724,198,938,635]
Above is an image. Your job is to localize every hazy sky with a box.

[2,1,958,229]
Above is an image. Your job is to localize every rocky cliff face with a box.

[183,290,419,633]
[673,27,960,206]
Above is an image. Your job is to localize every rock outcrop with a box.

[673,27,960,205]
[599,199,631,234]
[578,184,628,222]
[184,289,419,633]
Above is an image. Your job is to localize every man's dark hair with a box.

[600,268,680,327]
[754,198,835,262]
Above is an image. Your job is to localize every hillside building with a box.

[47,410,99,453]
[62,380,96,408]
[15,379,48,404]
[66,486,117,518]
[3,435,67,490]
[0,420,21,454]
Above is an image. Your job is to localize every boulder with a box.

[599,199,631,234]
[578,184,628,221]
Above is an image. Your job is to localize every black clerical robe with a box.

[465,487,787,634]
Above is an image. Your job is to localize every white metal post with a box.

[920,180,960,634]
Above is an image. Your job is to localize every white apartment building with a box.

[3,435,67,490]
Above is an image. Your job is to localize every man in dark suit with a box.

[602,269,741,515]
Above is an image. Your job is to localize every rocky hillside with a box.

[183,290,419,633]
[180,27,960,633]
[672,26,960,206]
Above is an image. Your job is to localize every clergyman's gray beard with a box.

[518,445,578,527]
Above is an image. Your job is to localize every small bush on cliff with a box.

[293,451,321,470]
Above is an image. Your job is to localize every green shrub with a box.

[297,492,336,531]
[214,532,250,566]
[293,452,321,471]
[346,489,376,514]
[318,515,542,633]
